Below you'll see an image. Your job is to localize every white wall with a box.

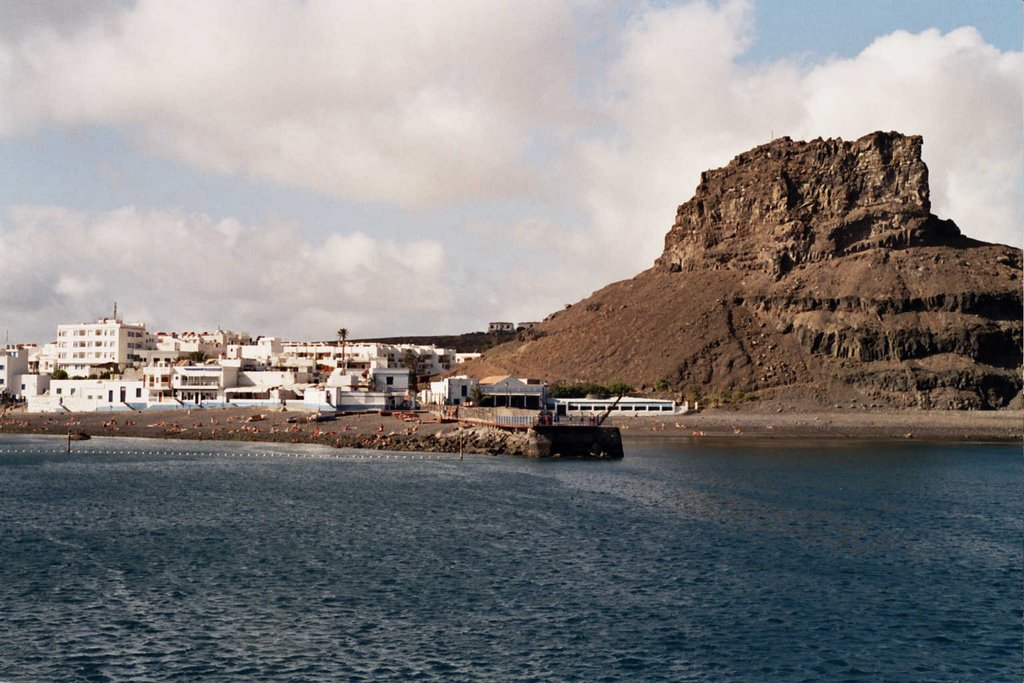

[29,379,146,412]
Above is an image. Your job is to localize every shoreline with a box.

[609,408,1023,443]
[0,406,1020,453]
[0,408,525,455]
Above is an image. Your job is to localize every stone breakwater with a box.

[0,409,547,457]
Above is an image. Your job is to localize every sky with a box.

[0,0,1020,344]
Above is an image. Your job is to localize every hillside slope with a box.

[468,132,1022,408]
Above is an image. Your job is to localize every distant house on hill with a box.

[487,322,515,333]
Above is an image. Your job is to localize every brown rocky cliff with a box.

[471,132,1022,409]
[656,132,960,278]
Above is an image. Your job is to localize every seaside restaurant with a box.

[477,375,547,410]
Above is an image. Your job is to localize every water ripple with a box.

[0,436,1019,681]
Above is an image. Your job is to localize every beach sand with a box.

[0,405,1020,453]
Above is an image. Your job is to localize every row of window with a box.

[54,387,144,399]
[58,328,146,337]
[563,404,675,412]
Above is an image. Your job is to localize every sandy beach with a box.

[0,405,1020,452]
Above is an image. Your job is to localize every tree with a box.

[51,369,68,380]
[469,384,485,407]
[336,327,349,372]
[606,381,632,397]
[185,350,208,364]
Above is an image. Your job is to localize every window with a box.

[386,376,394,385]
[461,385,468,397]
[55,388,62,395]
[136,387,142,398]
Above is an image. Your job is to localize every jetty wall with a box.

[526,426,623,459]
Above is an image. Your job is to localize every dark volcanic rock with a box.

[472,132,1022,409]
[656,132,961,278]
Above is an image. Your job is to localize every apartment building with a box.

[55,317,155,376]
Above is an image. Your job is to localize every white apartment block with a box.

[0,345,30,398]
[55,317,155,376]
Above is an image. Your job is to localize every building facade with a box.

[55,317,155,376]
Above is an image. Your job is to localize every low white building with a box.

[423,375,478,406]
[0,346,30,398]
[551,397,680,416]
[28,378,146,413]
[478,375,546,409]
[15,373,50,400]
[303,367,414,412]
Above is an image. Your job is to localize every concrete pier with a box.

[526,425,623,459]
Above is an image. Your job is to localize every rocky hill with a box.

[471,132,1022,409]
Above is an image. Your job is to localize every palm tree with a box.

[336,327,349,372]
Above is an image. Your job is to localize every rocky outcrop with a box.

[471,132,1023,409]
[656,132,961,279]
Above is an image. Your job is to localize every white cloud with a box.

[572,2,1023,281]
[0,206,455,342]
[0,1,1019,337]
[0,0,578,207]
[797,27,1024,247]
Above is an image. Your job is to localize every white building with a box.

[551,397,679,416]
[16,373,50,400]
[28,378,146,413]
[31,343,58,375]
[0,346,30,398]
[156,329,250,359]
[488,322,515,333]
[224,336,283,366]
[423,375,478,406]
[478,375,546,409]
[170,364,238,404]
[55,316,155,377]
[304,367,414,412]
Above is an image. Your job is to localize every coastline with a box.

[609,407,1024,443]
[0,407,521,455]
[0,406,1020,454]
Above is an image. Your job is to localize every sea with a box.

[0,434,1019,682]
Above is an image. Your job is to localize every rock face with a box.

[656,132,961,278]
[472,132,1023,409]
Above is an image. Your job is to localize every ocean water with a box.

[0,435,1019,682]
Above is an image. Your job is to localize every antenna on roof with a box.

[113,301,118,321]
